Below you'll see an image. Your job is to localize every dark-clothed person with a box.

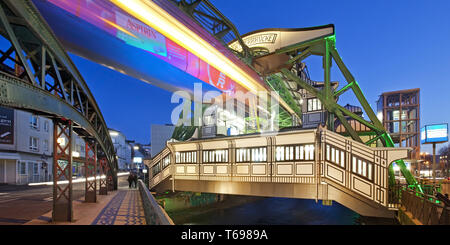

[127,173,134,189]
[132,173,138,188]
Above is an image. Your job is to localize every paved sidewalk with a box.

[25,189,146,225]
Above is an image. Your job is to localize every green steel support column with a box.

[330,48,385,132]
[388,164,396,188]
[280,69,324,105]
[334,81,354,97]
[288,47,312,65]
[364,133,384,146]
[328,113,335,132]
[334,109,362,143]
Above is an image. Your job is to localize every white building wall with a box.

[109,129,130,171]
[0,109,54,184]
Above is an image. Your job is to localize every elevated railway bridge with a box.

[149,126,408,218]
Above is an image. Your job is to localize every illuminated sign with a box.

[228,26,334,54]
[421,124,448,144]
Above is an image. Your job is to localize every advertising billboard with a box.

[0,107,14,144]
[421,124,448,144]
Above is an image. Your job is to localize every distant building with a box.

[151,124,175,157]
[72,134,86,177]
[301,81,339,129]
[109,129,132,171]
[0,107,53,185]
[377,88,420,160]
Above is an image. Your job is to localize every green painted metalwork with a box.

[169,0,422,193]
[278,34,422,193]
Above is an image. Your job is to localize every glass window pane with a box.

[300,146,304,160]
[289,146,294,160]
[358,160,362,175]
[225,150,228,162]
[352,157,356,173]
[263,148,267,161]
[326,145,330,161]
[341,151,345,168]
[362,161,367,177]
[368,163,372,180]
[336,149,340,165]
[331,148,335,162]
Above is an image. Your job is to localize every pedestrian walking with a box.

[127,172,133,189]
[132,172,138,188]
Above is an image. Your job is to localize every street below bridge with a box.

[0,175,129,225]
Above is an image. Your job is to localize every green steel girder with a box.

[278,35,422,192]
[0,0,118,187]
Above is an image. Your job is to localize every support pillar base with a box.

[85,191,96,203]
[52,202,73,222]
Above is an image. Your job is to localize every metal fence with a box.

[400,188,450,225]
[137,180,174,225]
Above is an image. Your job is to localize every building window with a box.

[351,156,373,181]
[162,155,171,169]
[175,151,197,164]
[152,162,161,176]
[236,147,267,163]
[32,162,39,176]
[307,98,323,112]
[325,144,345,169]
[275,144,315,162]
[29,137,39,151]
[18,161,27,175]
[43,140,49,152]
[30,115,39,130]
[44,121,49,132]
[203,149,228,163]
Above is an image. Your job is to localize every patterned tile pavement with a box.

[91,190,146,225]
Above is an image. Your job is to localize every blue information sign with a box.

[421,123,448,144]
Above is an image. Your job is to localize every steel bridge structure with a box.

[0,0,118,221]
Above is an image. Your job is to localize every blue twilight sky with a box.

[70,0,450,153]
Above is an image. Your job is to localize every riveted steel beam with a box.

[0,0,118,187]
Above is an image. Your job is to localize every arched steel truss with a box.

[0,1,118,187]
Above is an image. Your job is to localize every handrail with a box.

[137,180,175,225]
[400,187,450,225]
